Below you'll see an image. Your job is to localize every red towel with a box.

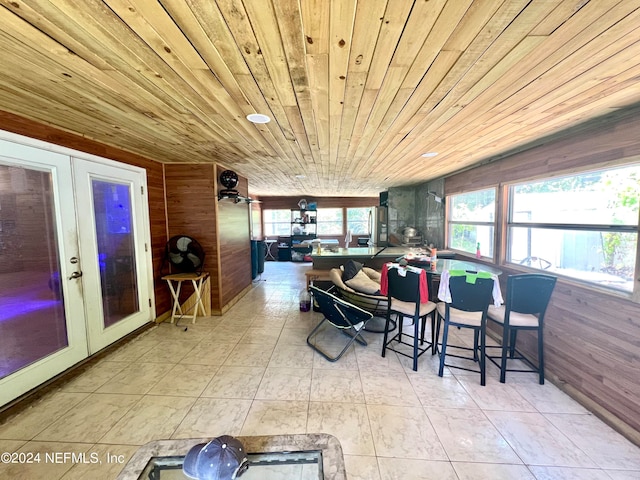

[381,263,429,303]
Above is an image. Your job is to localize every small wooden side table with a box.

[161,272,209,324]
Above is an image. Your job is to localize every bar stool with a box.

[381,263,437,371]
[486,273,557,384]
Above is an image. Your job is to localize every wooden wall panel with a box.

[216,165,252,311]
[0,110,170,315]
[164,164,221,312]
[445,108,640,442]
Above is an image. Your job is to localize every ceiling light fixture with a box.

[295,174,306,179]
[246,113,271,124]
[421,152,438,158]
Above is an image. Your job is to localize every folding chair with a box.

[307,286,374,362]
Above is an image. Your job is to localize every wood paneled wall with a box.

[445,107,640,443]
[0,111,171,314]
[216,166,252,311]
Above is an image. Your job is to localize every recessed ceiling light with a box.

[295,174,306,179]
[246,113,271,124]
[421,152,438,157]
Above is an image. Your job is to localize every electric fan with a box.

[165,235,205,274]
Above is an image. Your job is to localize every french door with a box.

[0,135,153,405]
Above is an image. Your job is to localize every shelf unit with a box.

[290,209,316,261]
[290,209,317,236]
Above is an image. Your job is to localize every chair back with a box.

[448,273,494,312]
[309,285,372,327]
[506,274,557,316]
[385,267,423,304]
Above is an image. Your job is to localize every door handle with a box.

[68,271,83,280]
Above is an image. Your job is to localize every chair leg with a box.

[499,325,509,383]
[473,330,479,362]
[381,312,392,358]
[420,313,426,345]
[538,327,545,385]
[480,325,486,386]
[412,315,419,371]
[430,312,437,355]
[509,329,518,358]
[438,317,450,378]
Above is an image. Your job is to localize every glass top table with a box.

[116,434,345,480]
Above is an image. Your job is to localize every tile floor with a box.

[1,261,640,479]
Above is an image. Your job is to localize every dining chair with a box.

[436,271,495,385]
[307,285,374,362]
[486,273,557,384]
[381,264,437,371]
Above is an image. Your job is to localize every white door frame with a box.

[0,130,155,405]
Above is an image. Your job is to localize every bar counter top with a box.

[310,246,420,270]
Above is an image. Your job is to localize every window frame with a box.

[505,165,640,295]
[446,187,497,260]
[262,208,291,237]
[316,207,344,236]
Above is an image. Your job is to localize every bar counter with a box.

[310,246,415,270]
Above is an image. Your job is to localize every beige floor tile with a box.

[513,382,589,414]
[59,361,127,393]
[223,342,275,367]
[426,407,521,463]
[268,343,315,368]
[407,373,479,409]
[240,400,308,436]
[135,340,199,363]
[277,325,316,345]
[0,441,92,480]
[149,363,217,396]
[99,395,195,445]
[60,443,139,480]
[367,404,447,460]
[528,466,616,479]
[0,391,89,440]
[172,397,252,438]
[239,326,284,346]
[307,402,375,456]
[484,410,596,467]
[452,462,536,480]
[360,370,420,406]
[310,369,364,403]
[255,368,312,401]
[355,345,405,373]
[544,413,640,470]
[34,393,141,443]
[206,325,248,344]
[312,347,360,370]
[458,377,536,411]
[201,366,265,399]
[95,363,172,395]
[343,455,381,480]
[377,457,458,480]
[179,341,236,365]
[605,470,640,479]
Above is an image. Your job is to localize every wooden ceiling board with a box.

[0,0,638,196]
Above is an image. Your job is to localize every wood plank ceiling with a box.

[0,0,639,196]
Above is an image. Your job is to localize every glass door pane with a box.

[92,180,139,327]
[73,157,153,354]
[0,166,68,378]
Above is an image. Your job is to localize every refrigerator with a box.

[369,206,388,246]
